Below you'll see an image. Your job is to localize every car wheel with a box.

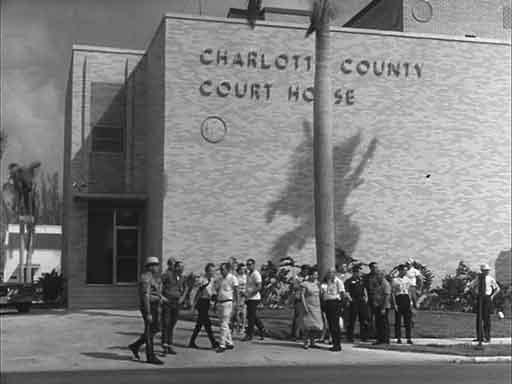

[16,303,31,313]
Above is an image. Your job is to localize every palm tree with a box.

[244,0,338,278]
[306,0,337,279]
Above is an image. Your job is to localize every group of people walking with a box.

[290,259,422,351]
[127,255,500,365]
[128,257,267,365]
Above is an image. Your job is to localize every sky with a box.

[0,0,371,181]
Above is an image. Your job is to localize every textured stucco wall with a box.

[403,0,511,41]
[161,16,511,282]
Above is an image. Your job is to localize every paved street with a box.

[2,364,511,384]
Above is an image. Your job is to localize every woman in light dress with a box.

[300,267,324,349]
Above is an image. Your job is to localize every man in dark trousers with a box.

[188,263,219,349]
[243,259,267,341]
[392,264,413,344]
[468,263,500,342]
[128,257,166,365]
[364,262,379,339]
[161,260,186,355]
[369,270,391,344]
[344,264,369,342]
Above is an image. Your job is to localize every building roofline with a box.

[162,12,511,46]
[72,44,145,55]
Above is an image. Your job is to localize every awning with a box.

[73,192,148,202]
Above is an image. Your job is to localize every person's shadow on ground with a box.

[82,352,141,362]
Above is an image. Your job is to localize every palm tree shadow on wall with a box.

[265,120,378,263]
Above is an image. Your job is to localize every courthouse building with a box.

[63,0,511,308]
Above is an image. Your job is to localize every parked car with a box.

[0,283,35,313]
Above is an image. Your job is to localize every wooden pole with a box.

[19,220,25,283]
[313,16,335,279]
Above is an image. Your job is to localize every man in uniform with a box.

[161,260,186,355]
[128,257,166,365]
[344,264,369,342]
[469,263,500,342]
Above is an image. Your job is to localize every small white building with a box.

[1,225,61,282]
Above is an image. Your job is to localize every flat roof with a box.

[70,12,511,56]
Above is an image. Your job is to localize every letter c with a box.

[199,80,212,96]
[200,49,214,65]
[341,59,353,74]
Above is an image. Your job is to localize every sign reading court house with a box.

[63,14,511,309]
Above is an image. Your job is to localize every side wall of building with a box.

[144,22,166,266]
[161,16,511,280]
[63,48,146,308]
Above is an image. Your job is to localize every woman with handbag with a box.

[300,266,323,349]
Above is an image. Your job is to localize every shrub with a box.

[37,269,65,304]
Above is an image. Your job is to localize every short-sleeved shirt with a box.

[392,276,411,295]
[345,276,366,301]
[406,267,422,287]
[321,277,345,301]
[237,273,247,295]
[246,270,262,301]
[217,273,239,302]
[197,276,215,299]
[161,270,185,301]
[471,275,500,296]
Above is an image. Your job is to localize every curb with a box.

[450,356,512,364]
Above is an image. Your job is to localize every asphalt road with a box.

[1,364,510,384]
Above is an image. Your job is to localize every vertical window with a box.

[87,205,140,284]
[90,82,125,153]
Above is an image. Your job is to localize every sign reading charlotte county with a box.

[198,49,424,105]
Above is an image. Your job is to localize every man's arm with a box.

[491,279,501,300]
[140,275,152,318]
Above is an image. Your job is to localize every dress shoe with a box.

[166,347,177,355]
[128,343,140,360]
[329,346,342,352]
[216,346,226,353]
[188,342,199,349]
[407,339,413,345]
[397,339,402,344]
[225,344,234,350]
[147,356,164,365]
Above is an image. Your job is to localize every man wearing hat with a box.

[469,263,500,342]
[128,257,166,365]
[344,264,369,342]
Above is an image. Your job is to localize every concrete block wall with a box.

[63,47,146,308]
[404,0,511,40]
[160,15,511,281]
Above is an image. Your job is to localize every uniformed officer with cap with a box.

[128,257,167,365]
[344,263,369,342]
[468,263,500,342]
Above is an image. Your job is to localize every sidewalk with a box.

[1,309,510,373]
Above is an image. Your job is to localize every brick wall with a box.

[63,48,146,308]
[160,16,511,281]
[404,0,511,40]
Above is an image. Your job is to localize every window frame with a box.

[86,207,141,286]
[90,82,126,154]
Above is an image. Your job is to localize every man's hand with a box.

[394,305,398,312]
[381,308,386,315]
[145,314,153,323]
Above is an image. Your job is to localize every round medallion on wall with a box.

[412,0,433,23]
[200,116,227,144]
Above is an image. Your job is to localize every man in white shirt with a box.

[215,263,238,352]
[243,259,267,341]
[321,267,346,351]
[405,259,423,309]
[392,264,413,344]
[469,263,500,342]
